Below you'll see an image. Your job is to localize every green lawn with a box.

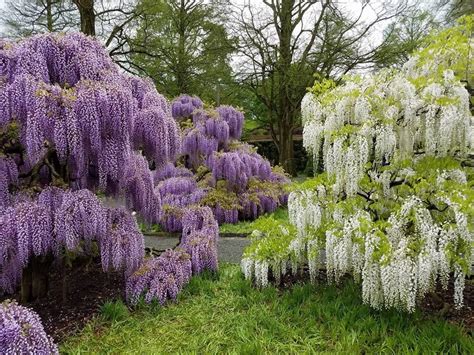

[219,207,288,234]
[62,264,473,354]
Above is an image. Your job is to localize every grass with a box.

[61,264,473,354]
[139,221,163,234]
[219,207,289,234]
[138,207,289,235]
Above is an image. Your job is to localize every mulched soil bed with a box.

[421,277,474,331]
[0,258,125,342]
[274,268,474,333]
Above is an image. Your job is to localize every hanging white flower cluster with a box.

[302,66,471,198]
[242,17,474,312]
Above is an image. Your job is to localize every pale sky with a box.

[0,0,406,40]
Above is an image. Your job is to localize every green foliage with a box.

[200,181,241,210]
[374,10,440,68]
[413,15,474,86]
[0,120,21,155]
[61,264,473,354]
[131,0,236,103]
[219,207,289,234]
[138,221,163,234]
[243,216,297,262]
[307,74,336,98]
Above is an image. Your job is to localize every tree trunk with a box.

[73,0,96,36]
[276,0,296,176]
[21,255,52,303]
[46,0,53,32]
[176,0,188,94]
[278,123,295,176]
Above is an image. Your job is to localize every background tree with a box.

[0,0,78,37]
[373,9,440,68]
[233,0,410,175]
[0,0,140,65]
[72,0,96,35]
[440,0,474,23]
[126,0,236,104]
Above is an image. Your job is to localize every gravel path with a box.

[144,235,250,264]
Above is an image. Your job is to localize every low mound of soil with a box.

[1,258,125,342]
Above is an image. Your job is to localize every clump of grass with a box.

[62,264,473,354]
[100,300,130,323]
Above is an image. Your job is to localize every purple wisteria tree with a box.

[155,95,290,231]
[0,33,209,305]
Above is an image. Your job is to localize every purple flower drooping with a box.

[216,105,244,140]
[170,94,289,226]
[0,32,180,218]
[157,176,205,232]
[0,209,22,295]
[125,206,219,305]
[54,189,107,252]
[101,208,145,276]
[0,202,54,269]
[153,162,193,184]
[125,249,192,306]
[181,206,219,273]
[207,151,272,191]
[0,300,58,354]
[171,94,203,120]
[121,153,161,224]
[0,157,18,209]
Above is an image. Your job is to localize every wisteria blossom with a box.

[242,18,474,312]
[126,206,218,305]
[0,300,58,354]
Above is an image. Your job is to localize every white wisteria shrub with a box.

[242,16,474,312]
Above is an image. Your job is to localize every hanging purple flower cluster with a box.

[125,249,192,305]
[102,208,145,276]
[0,188,145,296]
[167,96,290,225]
[0,156,18,210]
[55,189,107,252]
[181,206,219,273]
[1,202,54,273]
[182,126,219,168]
[216,105,244,140]
[155,176,205,232]
[208,151,272,189]
[126,206,218,305]
[121,153,161,224]
[171,94,203,120]
[0,32,180,216]
[0,300,58,354]
[132,79,181,168]
[153,162,193,184]
[0,208,23,295]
